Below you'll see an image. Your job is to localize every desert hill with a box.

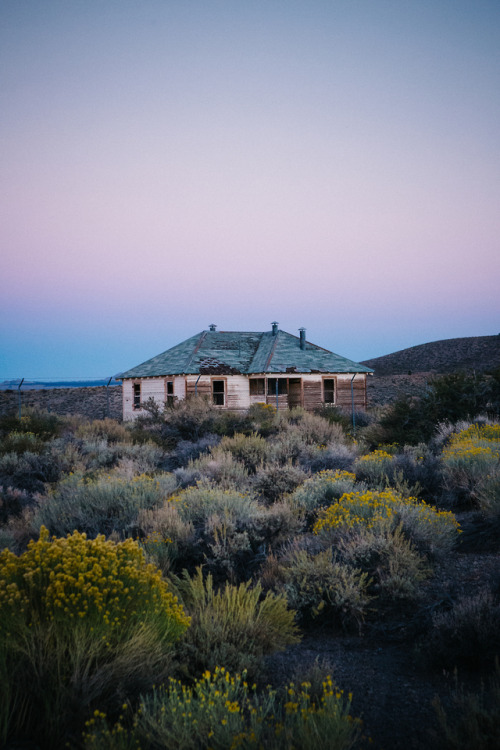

[361,335,500,376]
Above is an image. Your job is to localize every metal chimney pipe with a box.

[299,328,306,350]
[271,322,279,335]
[209,323,217,331]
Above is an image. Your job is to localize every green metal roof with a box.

[120,329,374,378]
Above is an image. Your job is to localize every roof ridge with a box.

[183,331,207,372]
[264,330,280,371]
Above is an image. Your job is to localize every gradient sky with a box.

[1,0,499,379]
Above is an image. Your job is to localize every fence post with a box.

[106,377,112,418]
[18,378,24,420]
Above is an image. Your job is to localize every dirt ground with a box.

[263,527,500,749]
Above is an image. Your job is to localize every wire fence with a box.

[0,378,123,421]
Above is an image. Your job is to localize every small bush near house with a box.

[0,527,189,747]
[75,418,133,444]
[172,567,300,680]
[248,401,279,436]
[84,668,360,750]
[170,482,259,529]
[219,431,269,472]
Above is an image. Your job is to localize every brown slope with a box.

[361,335,500,376]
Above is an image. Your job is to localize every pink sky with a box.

[1,0,499,378]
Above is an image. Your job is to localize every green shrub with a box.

[248,402,279,436]
[138,486,302,581]
[176,447,250,490]
[253,461,308,503]
[290,470,359,514]
[84,668,360,750]
[32,472,178,538]
[474,466,500,517]
[173,567,300,680]
[0,527,189,747]
[281,410,347,445]
[0,409,62,441]
[0,450,62,493]
[137,503,197,574]
[135,397,253,446]
[298,442,357,473]
[219,432,269,472]
[389,445,443,501]
[0,430,46,455]
[247,501,305,550]
[354,449,395,486]
[273,546,371,631]
[171,483,260,530]
[76,418,133,444]
[337,524,429,601]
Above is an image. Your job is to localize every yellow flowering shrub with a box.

[354,450,395,485]
[442,423,500,502]
[0,527,189,746]
[0,526,189,642]
[84,667,360,750]
[314,489,460,555]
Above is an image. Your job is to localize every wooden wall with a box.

[123,372,367,419]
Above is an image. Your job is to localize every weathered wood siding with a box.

[123,372,367,419]
[185,375,251,410]
[336,374,367,409]
[123,376,187,420]
[303,379,323,410]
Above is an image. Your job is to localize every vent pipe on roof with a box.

[209,323,217,332]
[271,321,279,335]
[299,328,306,350]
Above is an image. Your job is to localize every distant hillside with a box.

[361,335,500,376]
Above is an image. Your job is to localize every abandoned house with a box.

[119,323,373,420]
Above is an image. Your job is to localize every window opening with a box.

[166,380,174,406]
[212,379,225,406]
[267,378,288,396]
[133,383,141,409]
[323,379,335,404]
[249,378,265,395]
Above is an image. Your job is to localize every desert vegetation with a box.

[1,378,499,748]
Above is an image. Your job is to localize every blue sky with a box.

[1,0,499,378]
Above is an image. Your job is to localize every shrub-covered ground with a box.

[0,394,499,749]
